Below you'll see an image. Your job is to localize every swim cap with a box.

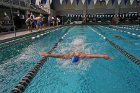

[72,56,79,63]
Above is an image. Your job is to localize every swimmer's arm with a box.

[79,54,112,60]
[48,54,65,58]
[41,53,66,58]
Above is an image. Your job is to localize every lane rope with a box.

[88,26,140,66]
[11,27,69,93]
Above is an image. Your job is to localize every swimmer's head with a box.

[71,56,79,64]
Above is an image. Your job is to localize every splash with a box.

[56,36,95,73]
[71,37,84,46]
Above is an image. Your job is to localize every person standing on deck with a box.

[25,14,33,32]
[48,14,51,27]
[34,14,44,31]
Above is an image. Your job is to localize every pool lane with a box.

[92,25,140,59]
[0,27,70,93]
[24,25,140,93]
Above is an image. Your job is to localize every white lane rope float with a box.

[107,26,140,38]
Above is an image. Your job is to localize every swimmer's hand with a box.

[103,55,112,60]
[41,52,49,58]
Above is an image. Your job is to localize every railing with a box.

[0,0,46,14]
[3,0,10,3]
[29,4,47,13]
[30,4,37,10]
[0,20,12,25]
[12,0,19,5]
[20,0,26,7]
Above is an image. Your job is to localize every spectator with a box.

[34,14,44,31]
[48,14,51,26]
[52,16,55,26]
[93,18,96,23]
[25,14,33,32]
[56,17,60,26]
[30,12,36,29]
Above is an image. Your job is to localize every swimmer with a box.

[34,14,44,31]
[114,35,125,40]
[41,52,112,63]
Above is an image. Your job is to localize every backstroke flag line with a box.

[111,0,115,5]
[65,0,68,4]
[130,0,134,5]
[82,0,85,4]
[105,0,110,5]
[49,0,52,4]
[60,0,63,5]
[70,0,74,4]
[31,0,36,4]
[76,0,80,5]
[88,0,91,5]
[124,0,128,5]
[35,0,137,6]
[117,0,122,5]
[41,0,47,4]
[93,0,97,5]
[36,0,41,5]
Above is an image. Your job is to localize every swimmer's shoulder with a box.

[62,53,70,58]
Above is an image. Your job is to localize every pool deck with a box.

[0,26,60,41]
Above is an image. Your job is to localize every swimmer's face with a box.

[74,53,80,56]
[70,53,75,56]
[70,53,80,57]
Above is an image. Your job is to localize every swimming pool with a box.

[95,25,140,58]
[0,25,140,93]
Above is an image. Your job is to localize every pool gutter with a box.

[0,26,63,44]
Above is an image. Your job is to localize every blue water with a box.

[25,25,140,93]
[0,25,140,93]
[93,25,140,58]
[0,27,69,93]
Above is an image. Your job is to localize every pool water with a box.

[0,25,140,93]
[0,27,69,93]
[94,25,140,58]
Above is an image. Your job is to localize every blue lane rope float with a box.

[11,29,69,93]
[89,26,140,66]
